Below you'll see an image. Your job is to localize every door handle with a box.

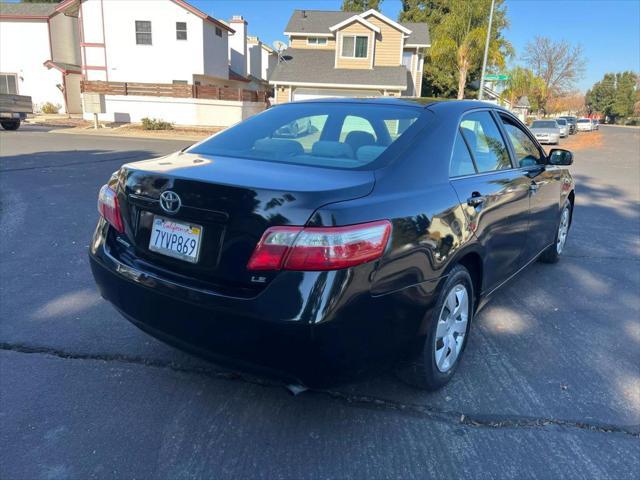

[529,181,539,193]
[467,194,486,207]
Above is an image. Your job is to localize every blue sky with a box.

[193,0,640,92]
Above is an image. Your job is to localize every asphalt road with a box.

[1,125,639,479]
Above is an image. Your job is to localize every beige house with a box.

[270,9,430,103]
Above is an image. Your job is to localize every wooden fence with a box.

[81,81,267,103]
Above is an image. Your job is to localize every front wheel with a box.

[0,120,20,130]
[396,265,474,390]
[540,200,572,264]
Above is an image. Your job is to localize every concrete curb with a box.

[49,127,209,142]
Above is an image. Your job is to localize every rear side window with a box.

[460,111,511,173]
[188,103,422,170]
[450,131,476,177]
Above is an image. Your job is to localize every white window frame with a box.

[339,34,369,59]
[135,20,152,45]
[176,21,187,41]
[0,73,19,94]
[306,37,328,46]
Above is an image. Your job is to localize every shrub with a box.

[141,117,173,130]
[40,102,61,114]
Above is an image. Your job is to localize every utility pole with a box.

[478,0,495,100]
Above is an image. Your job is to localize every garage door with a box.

[292,88,381,101]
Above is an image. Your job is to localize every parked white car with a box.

[555,118,569,138]
[576,118,593,132]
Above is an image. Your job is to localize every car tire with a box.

[0,120,20,130]
[539,200,572,264]
[396,265,474,390]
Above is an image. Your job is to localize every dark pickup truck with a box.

[0,94,33,130]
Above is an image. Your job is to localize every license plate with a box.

[149,216,203,263]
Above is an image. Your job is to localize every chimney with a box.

[228,15,248,77]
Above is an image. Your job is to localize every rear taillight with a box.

[247,220,391,271]
[97,185,124,233]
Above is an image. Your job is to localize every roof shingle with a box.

[269,48,409,90]
[284,9,430,45]
[0,2,56,17]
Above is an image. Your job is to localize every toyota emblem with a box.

[159,191,181,214]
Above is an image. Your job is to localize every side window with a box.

[176,22,187,41]
[0,73,18,94]
[135,20,152,45]
[460,111,511,173]
[450,131,476,177]
[499,115,543,167]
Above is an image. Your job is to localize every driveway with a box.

[1,125,638,479]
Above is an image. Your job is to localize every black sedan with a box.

[89,99,575,390]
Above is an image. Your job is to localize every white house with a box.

[0,2,82,113]
[54,0,234,85]
[1,0,271,126]
[247,35,277,82]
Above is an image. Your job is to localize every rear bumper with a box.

[89,222,438,387]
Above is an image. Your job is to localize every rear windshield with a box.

[187,102,422,170]
[556,119,567,125]
[531,121,557,128]
[577,118,591,123]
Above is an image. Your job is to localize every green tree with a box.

[612,71,637,119]
[585,71,638,122]
[428,0,512,99]
[503,66,546,112]
[585,73,616,117]
[399,1,454,96]
[341,0,383,12]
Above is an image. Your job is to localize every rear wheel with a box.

[0,120,20,130]
[397,265,474,390]
[539,200,572,264]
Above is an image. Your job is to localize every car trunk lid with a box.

[114,151,375,293]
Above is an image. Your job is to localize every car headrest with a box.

[356,145,386,163]
[311,141,354,159]
[253,138,304,157]
[345,131,376,152]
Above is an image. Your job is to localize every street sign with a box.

[484,74,510,81]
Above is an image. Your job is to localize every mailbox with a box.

[83,93,106,114]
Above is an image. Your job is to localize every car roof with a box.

[282,97,508,112]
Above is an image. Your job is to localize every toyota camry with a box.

[89,99,575,390]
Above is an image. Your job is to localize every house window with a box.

[176,22,187,40]
[307,37,327,46]
[341,35,368,58]
[402,51,413,70]
[0,73,18,94]
[135,20,152,45]
[215,26,222,37]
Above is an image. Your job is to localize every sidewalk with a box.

[25,115,222,141]
[52,124,219,142]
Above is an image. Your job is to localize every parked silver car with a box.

[555,118,569,138]
[576,118,594,132]
[529,120,561,144]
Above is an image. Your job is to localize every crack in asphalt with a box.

[2,342,639,439]
[564,254,640,261]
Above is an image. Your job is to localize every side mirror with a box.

[548,148,573,166]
